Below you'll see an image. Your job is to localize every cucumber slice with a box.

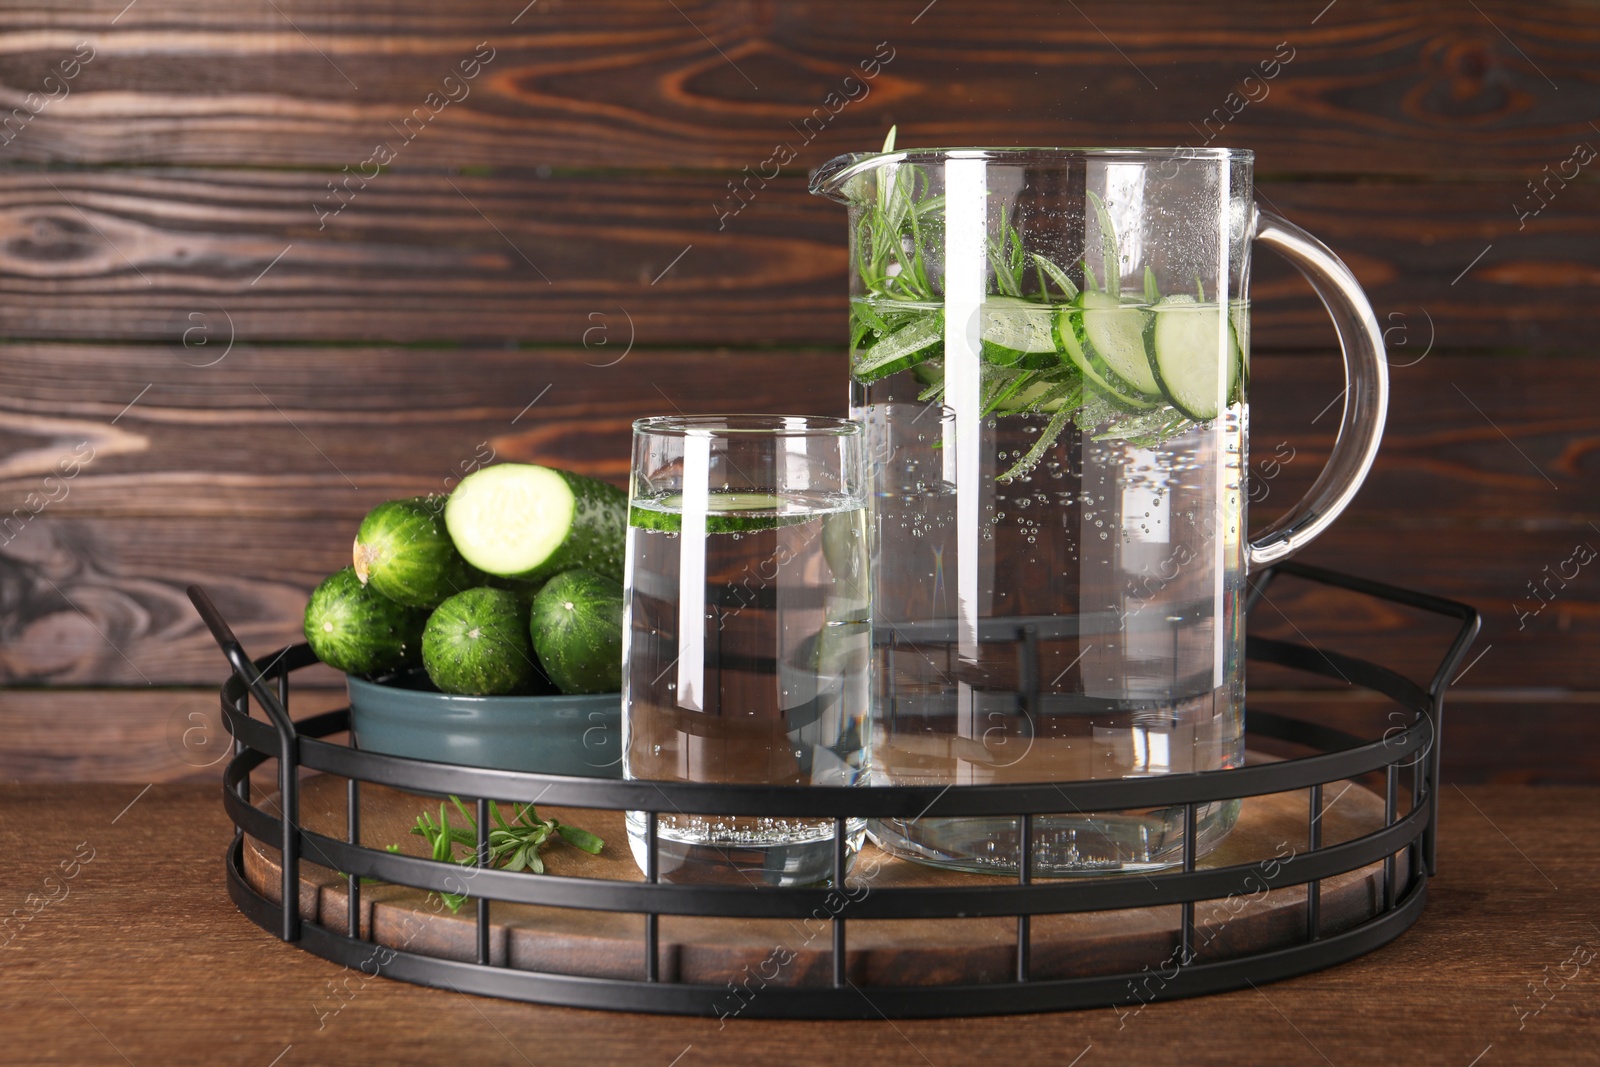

[445,464,626,584]
[353,496,488,608]
[304,567,428,676]
[1144,295,1242,422]
[628,491,809,534]
[1077,291,1160,396]
[530,569,624,695]
[852,312,943,383]
[1231,298,1251,398]
[994,377,1075,414]
[980,296,1059,369]
[423,586,540,696]
[1054,306,1159,411]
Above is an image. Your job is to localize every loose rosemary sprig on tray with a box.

[410,795,604,913]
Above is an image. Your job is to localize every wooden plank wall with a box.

[1,1,1596,784]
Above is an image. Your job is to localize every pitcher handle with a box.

[1247,208,1389,568]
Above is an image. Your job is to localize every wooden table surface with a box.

[0,784,1594,1066]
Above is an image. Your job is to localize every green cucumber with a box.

[1144,295,1242,421]
[303,567,428,676]
[353,496,488,608]
[529,569,623,695]
[980,296,1059,369]
[1076,291,1161,396]
[445,464,626,584]
[1054,306,1159,411]
[422,587,539,696]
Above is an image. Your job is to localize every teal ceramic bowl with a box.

[345,671,621,778]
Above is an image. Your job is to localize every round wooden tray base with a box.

[245,763,1405,987]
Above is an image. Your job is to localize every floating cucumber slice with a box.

[979,296,1059,368]
[628,491,811,534]
[994,377,1075,414]
[910,359,943,387]
[1055,305,1159,411]
[1076,291,1160,396]
[1143,295,1242,422]
[852,312,943,382]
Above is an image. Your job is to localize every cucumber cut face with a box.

[445,464,626,583]
[1077,291,1161,396]
[1055,305,1159,411]
[1144,295,1242,422]
[980,296,1059,368]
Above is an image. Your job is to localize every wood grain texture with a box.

[0,345,844,515]
[0,487,1585,683]
[0,0,1594,786]
[1247,352,1600,525]
[0,501,1590,690]
[0,2,1595,176]
[0,343,1591,689]
[1248,692,1600,786]
[0,170,1594,347]
[6,687,1586,787]
[0,784,1594,1064]
[1,346,1593,521]
[0,688,347,785]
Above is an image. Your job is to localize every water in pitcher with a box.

[859,376,1247,875]
[622,491,871,886]
[810,143,1390,876]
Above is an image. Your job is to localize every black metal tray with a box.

[194,561,1478,1018]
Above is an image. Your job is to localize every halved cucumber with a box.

[980,296,1059,369]
[1054,305,1159,411]
[1143,295,1243,422]
[1076,291,1161,396]
[445,463,626,584]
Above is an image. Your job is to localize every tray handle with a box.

[188,584,303,940]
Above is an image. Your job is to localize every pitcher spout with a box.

[808,151,890,204]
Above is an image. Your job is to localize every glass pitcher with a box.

[810,146,1387,875]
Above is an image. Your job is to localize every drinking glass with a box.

[622,415,870,886]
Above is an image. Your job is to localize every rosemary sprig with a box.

[1000,404,1075,482]
[849,128,1206,480]
[410,796,604,913]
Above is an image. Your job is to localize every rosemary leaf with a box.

[1032,253,1079,301]
[1087,190,1122,294]
[999,404,1074,482]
